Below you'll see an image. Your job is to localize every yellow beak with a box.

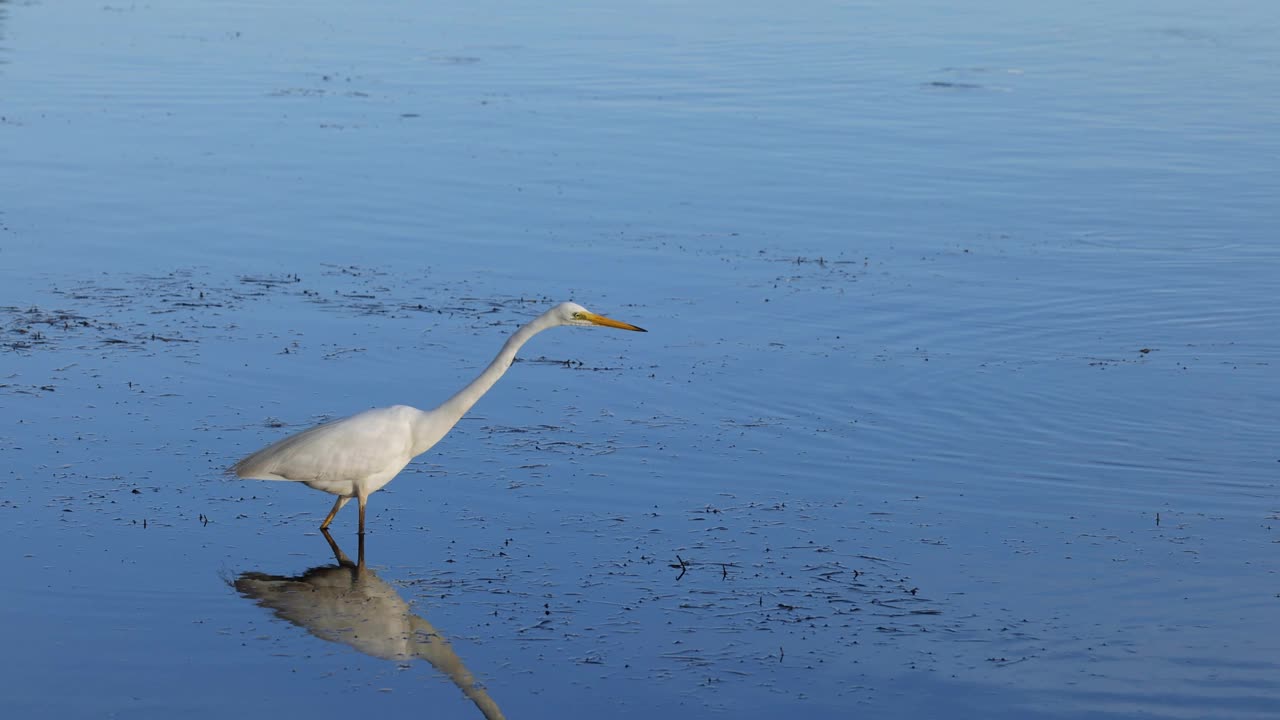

[583,311,647,332]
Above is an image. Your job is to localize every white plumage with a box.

[231,301,645,533]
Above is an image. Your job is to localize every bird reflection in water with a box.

[233,531,505,720]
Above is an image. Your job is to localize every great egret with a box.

[231,301,645,534]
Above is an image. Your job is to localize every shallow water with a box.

[3,1,1279,718]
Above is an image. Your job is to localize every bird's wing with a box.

[230,421,333,479]
[230,407,416,482]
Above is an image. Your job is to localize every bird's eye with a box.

[571,312,582,319]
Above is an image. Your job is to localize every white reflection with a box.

[234,531,504,720]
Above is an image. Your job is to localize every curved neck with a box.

[419,311,558,449]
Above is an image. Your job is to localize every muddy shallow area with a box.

[1,268,974,717]
[3,1,1280,718]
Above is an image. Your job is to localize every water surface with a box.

[2,1,1278,718]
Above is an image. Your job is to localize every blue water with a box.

[2,1,1279,718]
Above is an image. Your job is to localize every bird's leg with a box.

[357,494,367,536]
[320,496,351,530]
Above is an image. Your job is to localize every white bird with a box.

[230,301,645,534]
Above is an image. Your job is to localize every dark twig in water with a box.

[670,554,689,580]
[514,356,625,372]
[668,554,745,582]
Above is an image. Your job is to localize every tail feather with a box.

[229,421,338,480]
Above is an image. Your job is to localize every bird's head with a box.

[554,301,647,332]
